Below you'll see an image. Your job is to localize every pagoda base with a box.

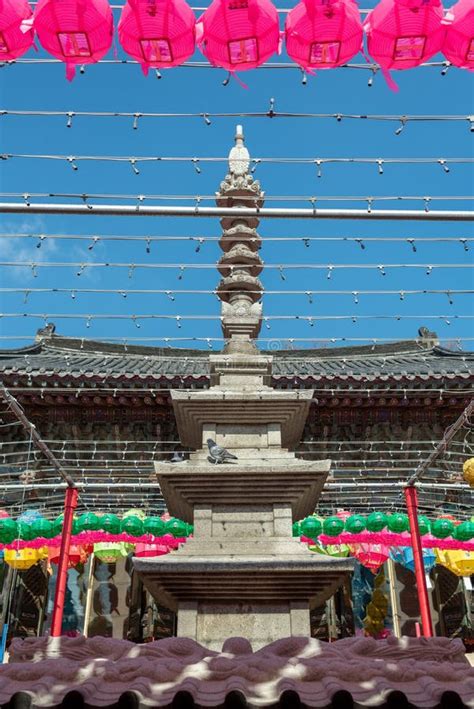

[178,601,311,652]
[134,552,353,649]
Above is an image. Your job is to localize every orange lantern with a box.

[48,544,91,567]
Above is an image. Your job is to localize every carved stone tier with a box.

[219,214,259,230]
[137,456,352,648]
[171,388,312,449]
[217,274,263,303]
[134,557,350,613]
[219,224,261,252]
[155,459,330,523]
[217,245,263,277]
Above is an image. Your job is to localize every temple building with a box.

[0,128,473,706]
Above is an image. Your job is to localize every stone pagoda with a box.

[134,127,353,650]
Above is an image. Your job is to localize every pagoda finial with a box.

[228,124,250,177]
[215,126,264,353]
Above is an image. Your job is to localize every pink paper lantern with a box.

[285,0,362,72]
[351,543,390,572]
[118,0,196,74]
[33,0,113,80]
[196,0,280,73]
[363,0,445,72]
[135,542,169,557]
[442,0,474,70]
[0,0,35,60]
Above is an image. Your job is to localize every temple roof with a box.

[0,328,473,386]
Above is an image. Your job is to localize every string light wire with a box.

[1,108,471,128]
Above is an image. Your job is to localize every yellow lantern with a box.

[4,547,47,570]
[462,458,474,487]
[435,549,474,577]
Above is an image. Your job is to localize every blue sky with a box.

[0,0,473,351]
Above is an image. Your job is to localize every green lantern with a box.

[31,518,54,539]
[0,518,18,544]
[121,515,144,536]
[417,515,431,536]
[300,516,322,540]
[431,518,455,539]
[94,542,129,563]
[366,512,388,532]
[387,513,409,534]
[292,521,301,537]
[323,516,345,537]
[166,518,188,538]
[453,521,474,542]
[77,512,100,532]
[98,513,121,534]
[345,515,366,534]
[52,514,79,536]
[143,516,165,537]
[17,521,35,541]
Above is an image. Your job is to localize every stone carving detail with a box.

[215,126,264,349]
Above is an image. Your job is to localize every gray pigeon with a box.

[170,451,184,463]
[207,439,238,464]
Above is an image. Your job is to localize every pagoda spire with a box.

[216,126,264,354]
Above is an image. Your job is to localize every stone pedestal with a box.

[134,382,353,649]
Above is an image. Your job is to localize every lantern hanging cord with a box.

[1,335,473,345]
[4,58,453,73]
[1,108,471,127]
[1,153,472,168]
[1,313,473,322]
[2,193,472,205]
[0,386,76,488]
[1,232,473,246]
[406,399,474,486]
[1,386,471,395]
[1,288,472,298]
[0,261,471,271]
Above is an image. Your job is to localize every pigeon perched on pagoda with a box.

[207,439,238,464]
[170,451,184,463]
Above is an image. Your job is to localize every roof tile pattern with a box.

[0,334,473,384]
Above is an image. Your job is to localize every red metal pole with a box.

[50,486,78,637]
[404,485,434,638]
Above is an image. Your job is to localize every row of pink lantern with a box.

[1,0,472,82]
